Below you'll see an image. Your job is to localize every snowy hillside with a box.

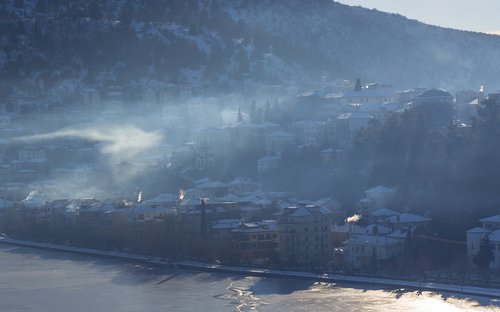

[0,0,499,98]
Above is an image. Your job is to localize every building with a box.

[466,215,500,270]
[275,205,333,266]
[335,111,373,146]
[360,186,396,210]
[129,194,177,224]
[265,131,295,156]
[343,235,401,268]
[227,177,260,196]
[194,127,230,169]
[411,88,454,128]
[289,121,325,147]
[232,220,278,264]
[16,192,49,224]
[381,213,431,232]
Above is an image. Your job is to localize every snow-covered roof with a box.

[371,208,399,217]
[479,215,500,223]
[210,219,241,230]
[313,197,338,206]
[466,227,490,234]
[415,88,452,99]
[489,229,500,242]
[365,185,394,194]
[387,213,431,224]
[274,205,332,217]
[142,193,178,205]
[232,220,277,233]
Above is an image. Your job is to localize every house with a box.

[209,219,242,245]
[381,213,431,232]
[466,215,500,270]
[411,88,454,128]
[275,205,333,266]
[228,177,260,196]
[343,235,402,269]
[360,186,396,210]
[129,194,177,224]
[265,131,295,156]
[289,121,325,147]
[331,223,367,247]
[78,200,129,231]
[370,208,399,222]
[335,111,373,146]
[195,179,228,197]
[232,220,278,264]
[194,127,230,169]
[331,222,392,247]
[16,192,49,224]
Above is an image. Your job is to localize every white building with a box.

[360,186,396,210]
[343,235,401,268]
[194,127,230,169]
[466,215,500,270]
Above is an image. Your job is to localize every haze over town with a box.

[0,0,499,310]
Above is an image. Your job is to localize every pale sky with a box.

[337,0,500,34]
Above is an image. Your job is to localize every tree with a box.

[473,236,494,272]
[354,78,362,92]
[88,0,101,19]
[35,0,47,13]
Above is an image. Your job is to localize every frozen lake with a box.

[0,244,498,312]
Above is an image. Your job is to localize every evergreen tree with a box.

[88,0,101,19]
[473,236,494,271]
[354,78,362,92]
[35,0,47,13]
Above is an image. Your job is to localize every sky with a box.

[337,0,500,34]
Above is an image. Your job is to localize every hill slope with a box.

[0,0,499,96]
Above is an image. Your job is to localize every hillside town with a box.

[0,78,499,282]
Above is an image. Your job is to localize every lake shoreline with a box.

[1,236,498,299]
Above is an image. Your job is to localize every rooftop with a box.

[479,215,500,223]
[386,213,431,224]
